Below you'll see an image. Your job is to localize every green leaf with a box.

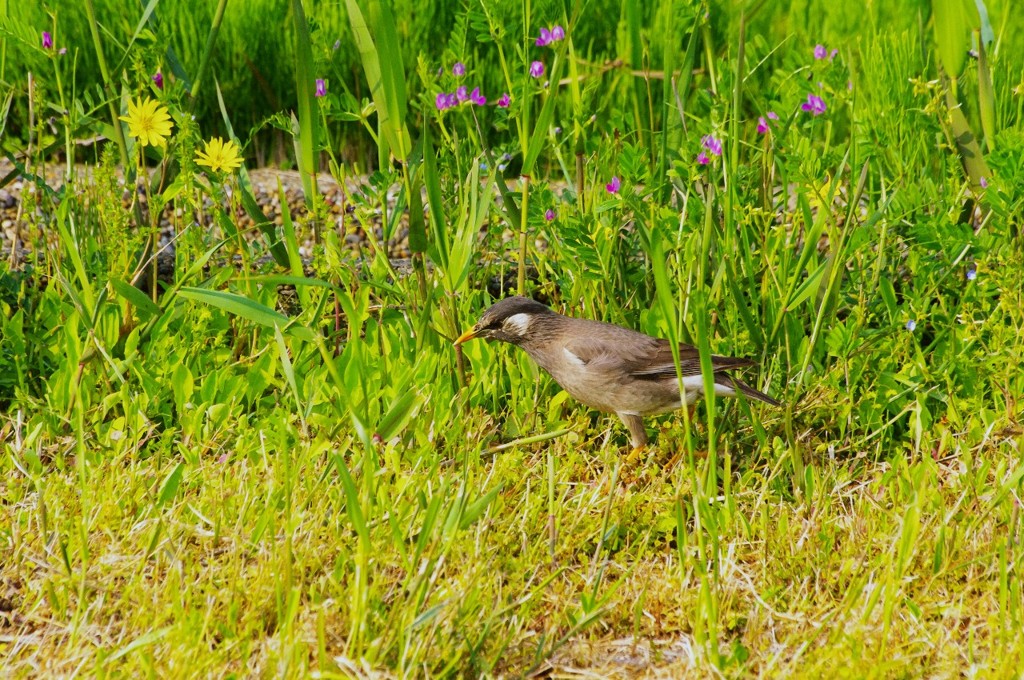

[422,121,448,268]
[787,260,828,310]
[945,88,991,188]
[332,454,369,545]
[110,278,162,318]
[522,52,564,175]
[178,287,315,341]
[406,163,428,254]
[459,487,500,530]
[931,0,977,82]
[291,0,319,208]
[346,0,411,162]
[158,462,184,506]
[976,32,995,151]
[376,389,422,441]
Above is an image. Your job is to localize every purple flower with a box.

[545,208,556,221]
[979,176,988,188]
[153,72,164,90]
[813,44,827,60]
[453,62,466,77]
[551,25,565,41]
[801,93,827,115]
[606,176,621,194]
[757,117,769,134]
[530,61,545,78]
[456,85,468,102]
[435,92,451,111]
[42,31,53,50]
[905,320,916,332]
[696,151,710,165]
[445,93,458,108]
[701,134,723,156]
[966,266,977,281]
[497,92,511,108]
[470,87,486,106]
[315,79,327,97]
[536,28,552,46]
[830,48,839,59]
[58,47,67,56]
[333,39,342,51]
[767,111,779,120]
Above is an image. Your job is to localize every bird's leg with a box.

[617,413,648,481]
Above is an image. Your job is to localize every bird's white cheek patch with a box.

[563,347,586,367]
[504,313,532,335]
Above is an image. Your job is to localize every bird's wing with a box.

[562,321,754,381]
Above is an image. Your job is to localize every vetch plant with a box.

[801,93,827,115]
[757,111,778,134]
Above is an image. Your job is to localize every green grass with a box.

[2,0,1024,676]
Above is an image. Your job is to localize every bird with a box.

[454,296,780,448]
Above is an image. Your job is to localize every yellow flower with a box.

[195,137,244,173]
[119,97,173,147]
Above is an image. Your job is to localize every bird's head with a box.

[454,296,554,346]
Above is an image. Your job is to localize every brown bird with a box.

[454,296,780,447]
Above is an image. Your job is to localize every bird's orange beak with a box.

[454,327,479,346]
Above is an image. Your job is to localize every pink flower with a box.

[435,92,452,111]
[606,176,621,194]
[315,79,326,97]
[529,61,545,78]
[757,117,769,134]
[767,111,779,120]
[453,62,466,77]
[701,134,723,156]
[497,92,511,108]
[696,151,710,165]
[979,177,988,188]
[58,47,67,56]
[456,85,468,102]
[545,208,556,221]
[551,25,565,41]
[813,44,827,60]
[153,72,164,90]
[536,27,552,47]
[830,48,839,59]
[470,87,486,106]
[42,31,53,50]
[801,93,827,115]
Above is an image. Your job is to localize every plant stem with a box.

[191,0,230,104]
[518,175,530,295]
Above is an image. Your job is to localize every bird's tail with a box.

[719,374,782,407]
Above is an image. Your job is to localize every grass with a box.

[2,0,1024,676]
